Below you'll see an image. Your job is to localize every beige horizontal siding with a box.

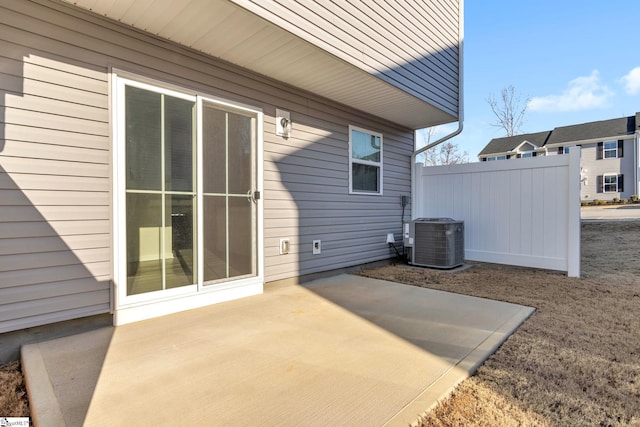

[0,248,109,272]
[0,234,110,256]
[0,174,109,192]
[0,263,111,289]
[0,0,416,332]
[0,291,109,331]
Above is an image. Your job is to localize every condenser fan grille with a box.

[412,219,464,268]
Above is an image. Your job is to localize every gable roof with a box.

[479,113,639,157]
[478,131,551,156]
[546,116,636,145]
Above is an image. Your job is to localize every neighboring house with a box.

[478,114,640,201]
[478,131,551,161]
[0,1,462,334]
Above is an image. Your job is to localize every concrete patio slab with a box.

[22,274,534,427]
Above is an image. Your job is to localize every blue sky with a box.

[419,0,640,160]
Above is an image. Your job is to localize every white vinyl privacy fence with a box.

[413,147,581,277]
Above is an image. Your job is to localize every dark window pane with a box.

[351,129,380,162]
[228,113,253,194]
[203,104,227,194]
[228,196,254,277]
[352,163,380,193]
[165,194,195,289]
[126,86,162,190]
[126,193,163,295]
[203,196,227,282]
[165,96,195,192]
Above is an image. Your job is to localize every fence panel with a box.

[413,148,580,276]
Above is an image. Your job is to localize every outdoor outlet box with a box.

[312,240,321,254]
[279,238,290,255]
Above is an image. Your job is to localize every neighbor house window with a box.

[604,141,617,158]
[597,140,623,159]
[599,173,623,193]
[349,125,382,194]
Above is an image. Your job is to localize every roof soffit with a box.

[60,0,457,129]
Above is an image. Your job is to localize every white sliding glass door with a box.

[114,73,263,322]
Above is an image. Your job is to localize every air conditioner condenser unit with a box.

[403,218,464,269]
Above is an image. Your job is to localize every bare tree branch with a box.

[487,85,530,136]
[424,141,468,166]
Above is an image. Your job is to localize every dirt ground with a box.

[359,220,640,426]
[2,221,640,425]
[0,361,29,418]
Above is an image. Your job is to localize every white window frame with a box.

[603,141,617,158]
[521,151,533,158]
[603,173,618,192]
[348,125,383,195]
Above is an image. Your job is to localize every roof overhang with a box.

[61,0,456,130]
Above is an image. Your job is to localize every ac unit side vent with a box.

[411,219,464,269]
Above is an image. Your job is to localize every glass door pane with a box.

[125,87,161,191]
[165,194,194,289]
[126,193,163,295]
[202,102,256,284]
[125,85,196,296]
[228,196,254,277]
[203,195,227,281]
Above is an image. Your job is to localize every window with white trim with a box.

[603,174,619,192]
[603,141,617,158]
[484,155,507,161]
[349,126,382,194]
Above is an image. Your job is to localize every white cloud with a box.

[528,70,614,112]
[621,66,640,95]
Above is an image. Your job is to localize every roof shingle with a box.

[478,131,551,156]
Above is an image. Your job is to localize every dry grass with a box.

[359,221,640,426]
[0,361,29,417]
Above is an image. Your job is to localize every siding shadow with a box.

[266,39,460,281]
[0,163,112,341]
[0,161,112,424]
[0,49,112,362]
[267,109,412,282]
